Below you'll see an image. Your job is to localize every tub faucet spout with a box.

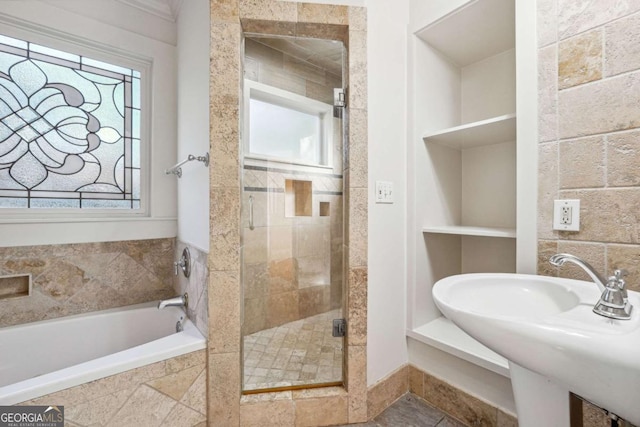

[158,293,188,310]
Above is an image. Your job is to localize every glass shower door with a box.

[241,35,346,393]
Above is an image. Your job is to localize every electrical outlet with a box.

[553,200,580,231]
[375,181,394,204]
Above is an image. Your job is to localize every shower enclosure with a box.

[240,35,346,392]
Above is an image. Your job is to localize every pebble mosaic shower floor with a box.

[243,309,343,390]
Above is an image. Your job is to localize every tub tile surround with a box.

[537,0,640,425]
[175,242,209,338]
[0,239,175,328]
[209,0,368,425]
[17,350,207,427]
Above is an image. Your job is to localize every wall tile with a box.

[297,3,348,26]
[347,267,367,346]
[558,29,602,89]
[295,395,348,427]
[162,402,206,427]
[348,188,368,267]
[208,270,241,354]
[146,365,203,401]
[210,22,241,104]
[538,0,558,47]
[210,104,240,189]
[538,45,558,143]
[538,142,559,240]
[348,7,367,32]
[559,136,605,189]
[409,365,425,398]
[422,373,497,427]
[349,108,368,188]
[347,345,367,423]
[348,31,367,111]
[106,385,176,427]
[559,189,640,243]
[239,0,297,22]
[0,240,175,328]
[367,365,409,420]
[240,399,295,426]
[605,11,640,77]
[211,0,239,24]
[556,241,606,281]
[607,244,640,292]
[208,352,241,426]
[180,369,207,416]
[558,72,640,139]
[210,188,241,270]
[607,130,640,186]
[558,0,640,40]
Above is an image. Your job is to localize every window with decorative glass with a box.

[0,33,142,210]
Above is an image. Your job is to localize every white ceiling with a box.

[115,0,183,21]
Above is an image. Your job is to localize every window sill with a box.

[0,217,177,247]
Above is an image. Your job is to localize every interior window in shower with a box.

[244,80,333,168]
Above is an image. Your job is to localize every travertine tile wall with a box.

[18,349,207,427]
[208,1,368,425]
[0,239,175,328]
[537,0,640,424]
[245,38,342,104]
[174,241,209,337]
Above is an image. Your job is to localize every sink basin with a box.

[433,273,640,425]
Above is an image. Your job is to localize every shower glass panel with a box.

[241,35,346,393]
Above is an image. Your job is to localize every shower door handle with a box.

[249,195,255,231]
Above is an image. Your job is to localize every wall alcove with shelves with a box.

[406,0,538,387]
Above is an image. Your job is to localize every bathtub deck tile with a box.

[147,365,203,401]
[180,369,207,416]
[106,384,176,427]
[162,402,206,427]
[165,349,206,374]
[65,387,135,426]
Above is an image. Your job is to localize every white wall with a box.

[363,0,410,386]
[0,0,177,246]
[176,0,210,252]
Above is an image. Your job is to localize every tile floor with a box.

[338,394,465,427]
[243,309,343,390]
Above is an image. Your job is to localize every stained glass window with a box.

[0,34,141,209]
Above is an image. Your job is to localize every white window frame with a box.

[243,79,334,171]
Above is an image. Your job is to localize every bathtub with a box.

[0,301,206,405]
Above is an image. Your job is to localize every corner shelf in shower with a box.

[422,225,516,238]
[407,317,510,377]
[422,114,516,149]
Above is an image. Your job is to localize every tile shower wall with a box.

[243,39,344,335]
[537,0,640,424]
[175,241,209,338]
[18,349,207,427]
[0,239,176,328]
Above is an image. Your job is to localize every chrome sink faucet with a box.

[158,293,188,310]
[549,253,633,320]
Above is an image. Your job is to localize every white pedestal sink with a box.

[432,273,640,426]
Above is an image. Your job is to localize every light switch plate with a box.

[375,181,394,204]
[553,199,580,231]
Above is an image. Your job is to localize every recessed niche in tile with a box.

[320,202,330,217]
[285,179,312,217]
[0,274,31,300]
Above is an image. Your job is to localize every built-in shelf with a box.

[422,225,516,238]
[415,0,515,66]
[422,114,516,150]
[407,316,510,377]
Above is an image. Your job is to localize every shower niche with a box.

[240,34,346,392]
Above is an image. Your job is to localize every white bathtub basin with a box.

[433,273,640,426]
[0,302,205,405]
